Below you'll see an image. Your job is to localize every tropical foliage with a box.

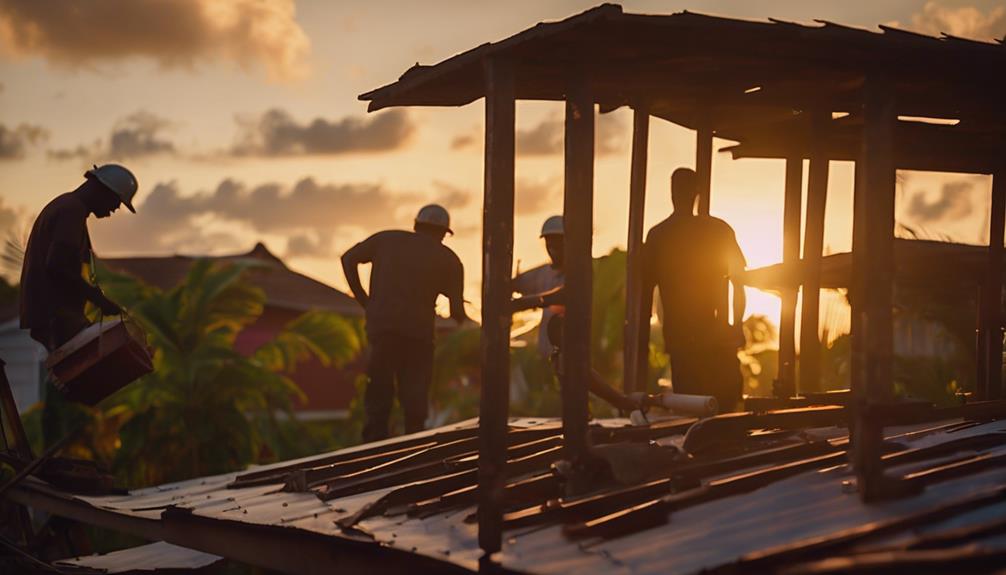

[29,259,362,487]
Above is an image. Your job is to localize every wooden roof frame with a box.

[359,3,1006,556]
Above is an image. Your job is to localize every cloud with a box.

[450,133,477,151]
[906,1,1006,41]
[431,180,473,211]
[906,180,975,223]
[0,0,311,82]
[49,110,175,162]
[90,177,422,258]
[230,109,413,156]
[0,122,48,159]
[516,176,562,216]
[285,232,334,259]
[515,113,625,156]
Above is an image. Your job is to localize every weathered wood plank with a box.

[852,74,896,502]
[561,70,595,462]
[477,56,515,554]
[777,156,803,398]
[799,110,830,394]
[623,105,650,394]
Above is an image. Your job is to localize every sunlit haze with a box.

[2,0,1001,339]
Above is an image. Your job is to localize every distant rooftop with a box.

[100,242,361,317]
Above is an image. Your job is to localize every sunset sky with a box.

[1,0,1002,327]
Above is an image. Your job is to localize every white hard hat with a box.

[86,164,138,213]
[415,204,453,234]
[540,215,564,237]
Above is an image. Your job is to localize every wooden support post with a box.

[852,74,896,502]
[850,160,866,402]
[1,360,33,460]
[561,70,594,463]
[696,122,713,216]
[799,110,830,393]
[477,57,515,555]
[776,156,803,398]
[981,172,1005,399]
[623,105,650,395]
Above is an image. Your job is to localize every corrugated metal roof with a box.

[53,541,222,573]
[359,4,1005,117]
[358,4,1005,174]
[9,409,1006,574]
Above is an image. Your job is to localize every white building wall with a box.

[0,319,47,413]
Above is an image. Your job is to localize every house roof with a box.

[360,4,1005,173]
[744,238,1000,292]
[9,408,1006,574]
[100,243,362,317]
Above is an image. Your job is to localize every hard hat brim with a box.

[123,200,136,214]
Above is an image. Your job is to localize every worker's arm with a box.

[447,257,471,325]
[728,230,748,346]
[638,235,657,352]
[45,241,120,315]
[509,285,564,313]
[341,240,373,310]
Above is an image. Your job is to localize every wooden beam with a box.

[623,105,650,395]
[799,110,830,394]
[696,119,713,216]
[981,172,1006,400]
[561,70,595,463]
[852,74,896,502]
[776,157,803,398]
[477,57,515,555]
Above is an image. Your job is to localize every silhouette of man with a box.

[512,215,564,358]
[342,204,469,442]
[642,168,747,411]
[21,165,137,351]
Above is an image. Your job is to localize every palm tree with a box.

[95,259,361,486]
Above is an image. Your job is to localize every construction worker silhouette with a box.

[342,204,470,442]
[641,168,747,411]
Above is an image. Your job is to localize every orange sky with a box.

[0,0,1001,335]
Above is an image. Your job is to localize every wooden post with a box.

[852,74,896,501]
[777,156,803,398]
[799,110,830,393]
[850,159,866,402]
[696,121,713,216]
[477,57,515,555]
[623,105,650,395]
[1,359,34,460]
[981,173,1005,399]
[561,70,594,463]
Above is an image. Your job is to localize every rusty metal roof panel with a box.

[9,413,1006,574]
[359,3,1006,132]
[53,541,223,573]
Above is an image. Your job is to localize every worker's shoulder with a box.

[436,241,463,268]
[515,263,553,280]
[40,192,86,217]
[368,229,410,242]
[701,215,738,237]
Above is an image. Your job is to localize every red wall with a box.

[234,307,361,413]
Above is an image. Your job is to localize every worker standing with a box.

[342,204,469,442]
[512,215,565,358]
[641,168,747,411]
[19,164,139,444]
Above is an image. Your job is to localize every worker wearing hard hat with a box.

[512,215,565,358]
[342,204,470,442]
[20,164,138,352]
